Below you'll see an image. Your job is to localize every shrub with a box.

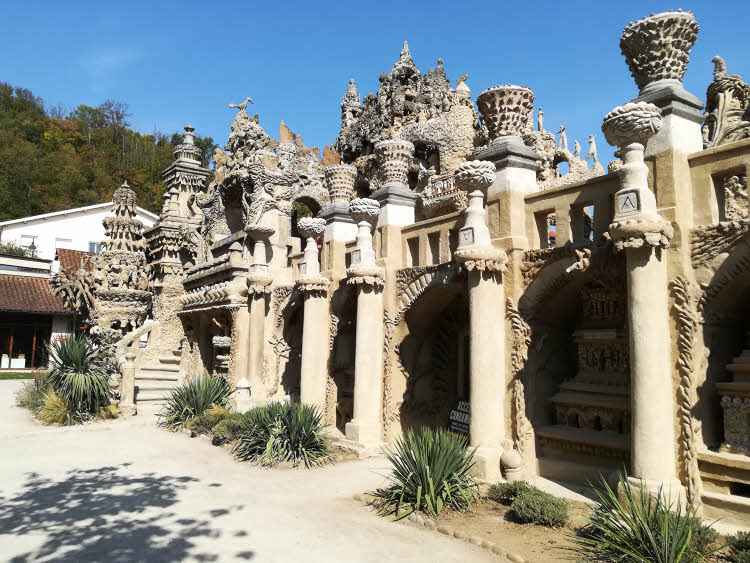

[15,377,48,412]
[510,487,568,527]
[738,552,750,563]
[575,474,720,562]
[37,390,75,426]
[212,412,248,445]
[375,427,478,520]
[96,403,120,420]
[47,334,111,414]
[487,480,532,504]
[233,402,328,468]
[728,531,750,560]
[158,375,231,430]
[187,405,229,434]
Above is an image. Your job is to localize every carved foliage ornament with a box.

[349,197,380,226]
[454,160,496,193]
[476,85,534,140]
[296,217,326,239]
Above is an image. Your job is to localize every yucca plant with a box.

[158,375,231,430]
[232,402,329,468]
[575,473,722,562]
[47,334,111,415]
[375,427,478,520]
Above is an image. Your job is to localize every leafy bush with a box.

[0,241,29,257]
[37,390,75,425]
[96,403,120,420]
[375,427,478,520]
[510,487,568,527]
[728,531,750,560]
[487,480,532,504]
[212,412,248,445]
[47,334,111,414]
[186,405,229,434]
[158,375,231,430]
[233,402,328,468]
[575,474,720,562]
[15,377,49,411]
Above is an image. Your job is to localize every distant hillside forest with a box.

[0,82,217,221]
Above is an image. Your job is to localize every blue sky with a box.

[2,1,748,166]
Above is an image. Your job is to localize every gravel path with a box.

[0,381,494,562]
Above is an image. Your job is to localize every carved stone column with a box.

[321,164,358,242]
[603,102,683,500]
[344,198,385,450]
[620,11,703,155]
[244,225,274,402]
[454,161,508,481]
[476,85,538,249]
[119,351,137,416]
[371,139,418,228]
[296,218,330,411]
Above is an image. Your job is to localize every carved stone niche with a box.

[719,332,750,454]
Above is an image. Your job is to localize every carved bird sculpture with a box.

[228,97,254,111]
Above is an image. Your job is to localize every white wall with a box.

[0,205,158,260]
[51,315,74,347]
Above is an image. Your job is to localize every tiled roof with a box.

[0,275,70,314]
[56,248,93,271]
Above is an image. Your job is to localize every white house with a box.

[0,202,159,260]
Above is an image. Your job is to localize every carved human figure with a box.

[538,107,544,132]
[573,140,581,158]
[557,125,568,151]
[584,134,598,165]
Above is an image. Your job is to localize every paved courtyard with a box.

[0,381,493,562]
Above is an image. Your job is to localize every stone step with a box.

[158,355,181,365]
[135,381,179,392]
[140,364,180,374]
[135,388,174,402]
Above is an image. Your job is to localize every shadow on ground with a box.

[0,463,253,562]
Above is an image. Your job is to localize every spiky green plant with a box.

[47,334,111,415]
[574,473,722,562]
[232,402,329,468]
[375,427,478,520]
[157,375,231,430]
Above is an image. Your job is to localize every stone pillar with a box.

[453,161,508,481]
[344,198,385,451]
[296,217,330,411]
[322,164,358,242]
[119,351,137,416]
[371,139,418,228]
[244,225,274,402]
[620,11,703,156]
[476,85,538,249]
[602,102,684,500]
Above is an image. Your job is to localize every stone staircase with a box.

[134,349,182,414]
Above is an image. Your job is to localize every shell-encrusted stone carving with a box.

[620,10,699,90]
[349,198,380,227]
[375,139,414,186]
[476,85,534,140]
[454,160,496,193]
[296,217,326,239]
[324,164,357,205]
[602,102,663,147]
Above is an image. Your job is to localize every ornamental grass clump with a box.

[232,402,329,468]
[47,334,111,415]
[375,427,478,520]
[575,473,722,562]
[158,375,231,430]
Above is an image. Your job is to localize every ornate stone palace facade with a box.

[56,10,750,524]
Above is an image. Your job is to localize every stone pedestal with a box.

[323,165,358,242]
[230,377,253,413]
[119,351,137,416]
[373,139,417,228]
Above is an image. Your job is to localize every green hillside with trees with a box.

[0,82,216,221]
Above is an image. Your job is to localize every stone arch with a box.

[384,263,466,439]
[326,283,358,432]
[291,185,329,216]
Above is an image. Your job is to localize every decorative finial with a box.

[438,58,444,65]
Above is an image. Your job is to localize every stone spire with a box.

[173,123,202,163]
[342,78,360,107]
[104,181,144,253]
[392,41,418,75]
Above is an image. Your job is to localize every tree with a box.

[98,99,131,144]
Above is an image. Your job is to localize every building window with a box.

[20,235,38,257]
[55,238,73,250]
[88,242,103,253]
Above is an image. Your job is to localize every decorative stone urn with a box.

[476,85,535,142]
[602,102,672,249]
[324,164,357,205]
[296,217,326,277]
[620,10,700,91]
[453,160,507,273]
[349,198,380,267]
[374,139,414,187]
